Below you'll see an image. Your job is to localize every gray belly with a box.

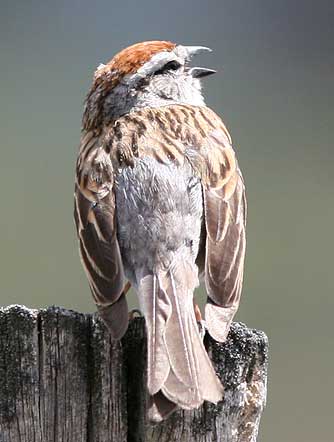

[114,157,203,285]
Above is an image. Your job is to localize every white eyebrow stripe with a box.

[124,50,181,85]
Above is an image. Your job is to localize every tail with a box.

[138,259,223,422]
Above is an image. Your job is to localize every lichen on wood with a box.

[0,305,268,442]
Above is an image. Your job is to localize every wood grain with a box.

[0,305,267,442]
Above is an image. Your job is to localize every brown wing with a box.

[198,125,246,343]
[203,164,246,342]
[74,132,128,339]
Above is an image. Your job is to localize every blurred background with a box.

[0,0,333,440]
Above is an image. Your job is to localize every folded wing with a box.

[74,132,128,339]
[199,127,247,343]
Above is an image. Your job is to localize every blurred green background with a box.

[1,0,333,440]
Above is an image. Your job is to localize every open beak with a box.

[183,45,212,57]
[189,67,216,78]
[183,46,216,78]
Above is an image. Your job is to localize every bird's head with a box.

[83,40,216,130]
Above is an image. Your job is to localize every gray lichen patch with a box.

[210,322,268,391]
[199,322,268,441]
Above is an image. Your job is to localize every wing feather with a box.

[74,133,128,339]
[203,154,246,343]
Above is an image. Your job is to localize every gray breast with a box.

[114,157,203,285]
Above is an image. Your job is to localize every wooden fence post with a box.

[0,305,268,442]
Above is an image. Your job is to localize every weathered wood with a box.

[0,305,268,442]
[144,325,268,442]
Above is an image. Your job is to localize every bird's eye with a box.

[154,60,182,76]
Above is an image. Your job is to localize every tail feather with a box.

[148,391,178,423]
[138,259,223,417]
[139,274,172,395]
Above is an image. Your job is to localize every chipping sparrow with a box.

[74,41,246,422]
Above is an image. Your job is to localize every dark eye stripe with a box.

[154,60,182,75]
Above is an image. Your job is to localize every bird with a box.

[74,40,246,422]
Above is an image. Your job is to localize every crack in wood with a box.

[0,305,268,442]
